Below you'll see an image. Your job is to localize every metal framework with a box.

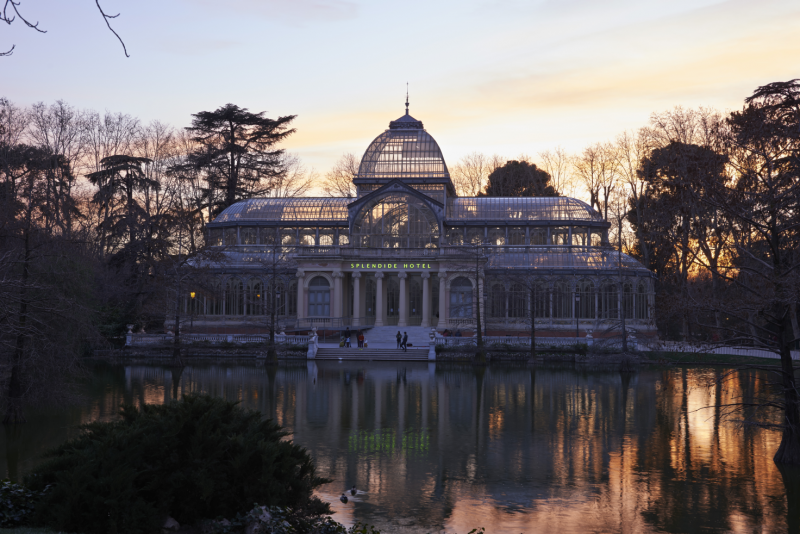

[486,247,651,273]
[351,192,440,248]
[357,128,449,181]
[447,197,604,222]
[214,198,349,223]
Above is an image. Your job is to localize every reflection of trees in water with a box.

[0,362,792,532]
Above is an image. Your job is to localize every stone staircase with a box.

[361,326,435,348]
[315,347,429,360]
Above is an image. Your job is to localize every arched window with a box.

[268,280,287,316]
[488,227,506,246]
[577,279,595,319]
[207,280,222,315]
[246,279,263,316]
[287,280,297,316]
[225,278,244,316]
[552,281,571,318]
[308,277,330,317]
[508,283,528,318]
[599,281,618,319]
[532,282,548,319]
[352,193,440,248]
[489,283,506,318]
[449,277,473,318]
[509,227,526,246]
[636,281,649,320]
[623,282,634,320]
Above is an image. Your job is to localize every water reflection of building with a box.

[184,102,655,337]
[106,364,791,533]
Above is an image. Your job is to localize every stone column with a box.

[296,269,305,321]
[421,272,431,328]
[398,271,408,327]
[352,272,361,327]
[438,271,447,329]
[332,270,343,320]
[374,272,384,326]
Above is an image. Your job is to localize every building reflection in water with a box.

[0,362,792,533]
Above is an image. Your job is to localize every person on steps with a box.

[357,330,364,348]
[344,326,351,343]
[396,331,402,349]
[402,332,408,352]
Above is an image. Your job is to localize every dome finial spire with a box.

[405,83,409,115]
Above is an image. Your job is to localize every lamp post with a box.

[190,292,195,333]
[575,294,581,340]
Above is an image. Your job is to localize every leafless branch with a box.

[95,0,128,57]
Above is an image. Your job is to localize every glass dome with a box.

[357,113,450,181]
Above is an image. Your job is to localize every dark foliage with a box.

[26,395,331,534]
[185,103,296,217]
[206,504,382,534]
[0,478,49,527]
[479,160,558,197]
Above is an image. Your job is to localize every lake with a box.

[0,361,795,533]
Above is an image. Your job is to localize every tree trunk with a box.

[791,303,800,346]
[4,232,31,425]
[774,321,800,465]
[530,286,536,361]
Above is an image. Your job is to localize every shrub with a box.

[0,479,49,528]
[205,504,382,534]
[26,395,330,534]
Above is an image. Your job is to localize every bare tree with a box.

[573,142,618,221]
[538,147,576,198]
[450,152,501,197]
[320,153,358,198]
[267,153,314,198]
[1,0,129,57]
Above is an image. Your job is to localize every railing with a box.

[386,316,399,326]
[407,316,422,326]
[295,317,375,329]
[641,340,800,360]
[127,333,310,346]
[446,318,475,327]
[436,335,588,348]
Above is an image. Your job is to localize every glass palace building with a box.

[195,108,655,336]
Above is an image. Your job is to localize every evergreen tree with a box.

[186,104,296,218]
[479,160,558,197]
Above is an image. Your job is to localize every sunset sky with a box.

[3,0,799,180]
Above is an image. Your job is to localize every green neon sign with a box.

[350,263,432,269]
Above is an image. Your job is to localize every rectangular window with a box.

[572,227,588,246]
[260,227,278,246]
[530,228,547,245]
[240,227,257,245]
[208,229,223,247]
[224,228,238,246]
[509,227,526,245]
[467,227,484,245]
[551,227,570,245]
[591,231,603,247]
[446,227,464,245]
[488,227,506,246]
